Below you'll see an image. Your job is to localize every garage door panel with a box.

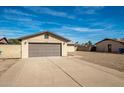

[29,43,61,57]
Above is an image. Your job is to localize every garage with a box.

[28,43,61,57]
[18,31,70,58]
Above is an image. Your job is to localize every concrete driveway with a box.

[0,57,124,87]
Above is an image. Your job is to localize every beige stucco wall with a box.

[21,34,68,58]
[67,45,77,52]
[96,40,124,52]
[0,45,21,58]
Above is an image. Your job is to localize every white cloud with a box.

[3,15,64,30]
[47,25,106,42]
[83,6,104,14]
[0,29,29,38]
[4,9,37,17]
[23,6,75,19]
[4,15,33,22]
[40,21,62,26]
[75,6,104,14]
[3,14,62,26]
[61,26,104,32]
[86,20,116,30]
[3,14,43,30]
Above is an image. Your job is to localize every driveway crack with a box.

[47,58,83,87]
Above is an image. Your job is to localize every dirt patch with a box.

[69,51,124,72]
[0,59,19,76]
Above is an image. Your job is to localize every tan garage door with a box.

[29,43,61,57]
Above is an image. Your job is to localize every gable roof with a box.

[18,31,70,42]
[0,37,8,44]
[95,38,124,45]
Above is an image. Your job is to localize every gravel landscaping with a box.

[69,51,124,72]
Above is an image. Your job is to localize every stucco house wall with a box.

[67,45,77,52]
[0,45,21,58]
[21,34,68,58]
[96,40,124,52]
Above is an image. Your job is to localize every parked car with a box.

[118,48,124,54]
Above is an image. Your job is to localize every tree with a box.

[75,42,79,46]
[87,41,92,46]
[8,39,21,44]
[84,41,92,47]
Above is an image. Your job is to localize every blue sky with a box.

[0,6,124,43]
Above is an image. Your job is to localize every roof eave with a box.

[18,31,71,42]
[95,38,124,45]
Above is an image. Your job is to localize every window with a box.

[44,34,49,39]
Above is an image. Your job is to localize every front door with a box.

[108,44,112,52]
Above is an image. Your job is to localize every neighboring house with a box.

[18,31,71,58]
[95,38,124,53]
[67,42,77,52]
[0,37,8,44]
